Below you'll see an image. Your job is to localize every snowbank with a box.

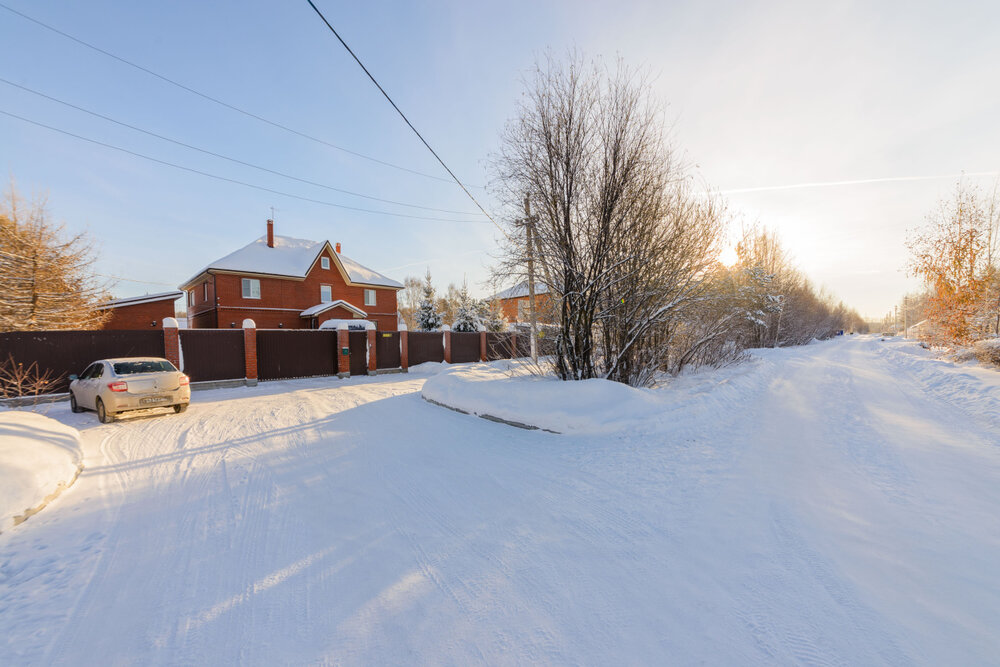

[421,362,665,435]
[0,411,83,531]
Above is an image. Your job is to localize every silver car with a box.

[69,357,191,423]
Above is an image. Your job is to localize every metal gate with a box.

[486,332,514,361]
[408,331,444,365]
[256,330,338,381]
[348,331,368,376]
[451,332,481,363]
[179,329,244,382]
[376,332,401,369]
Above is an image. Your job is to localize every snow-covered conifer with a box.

[416,270,443,331]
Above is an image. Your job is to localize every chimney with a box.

[335,242,341,254]
[266,219,274,248]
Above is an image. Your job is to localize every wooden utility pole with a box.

[523,196,539,363]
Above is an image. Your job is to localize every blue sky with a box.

[2,0,998,318]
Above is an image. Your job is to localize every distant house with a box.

[491,281,557,324]
[98,291,183,330]
[179,220,403,330]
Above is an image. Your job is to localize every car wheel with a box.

[70,392,83,413]
[96,398,115,424]
[173,403,188,414]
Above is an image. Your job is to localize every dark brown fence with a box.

[376,332,401,369]
[485,332,514,361]
[0,330,165,393]
[257,330,338,381]
[348,331,368,376]
[408,331,444,365]
[179,329,245,382]
[451,332,481,363]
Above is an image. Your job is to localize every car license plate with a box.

[140,396,169,405]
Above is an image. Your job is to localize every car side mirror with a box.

[69,374,78,381]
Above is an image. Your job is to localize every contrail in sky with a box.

[716,171,999,195]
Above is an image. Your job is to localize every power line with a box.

[0,108,491,224]
[0,77,481,216]
[0,1,482,188]
[304,0,508,239]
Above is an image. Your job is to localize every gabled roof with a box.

[300,300,367,318]
[98,291,184,310]
[491,281,549,300]
[180,235,402,289]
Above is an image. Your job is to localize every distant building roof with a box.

[180,235,402,289]
[491,281,550,300]
[97,291,183,310]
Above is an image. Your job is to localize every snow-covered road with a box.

[2,337,999,665]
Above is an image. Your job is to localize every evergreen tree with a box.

[478,298,507,332]
[452,284,481,332]
[415,269,443,331]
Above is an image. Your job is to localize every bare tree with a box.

[0,181,111,332]
[493,54,732,385]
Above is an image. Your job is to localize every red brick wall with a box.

[103,299,178,330]
[497,293,555,324]
[188,247,399,330]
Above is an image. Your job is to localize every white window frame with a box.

[321,256,331,270]
[188,291,194,307]
[320,284,333,302]
[241,278,261,299]
[203,283,208,302]
[364,289,376,307]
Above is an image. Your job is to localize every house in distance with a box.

[179,220,402,330]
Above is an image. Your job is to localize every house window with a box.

[321,256,330,270]
[203,283,208,302]
[320,284,333,302]
[364,289,376,306]
[187,291,194,307]
[242,278,261,299]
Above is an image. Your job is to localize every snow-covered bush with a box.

[973,338,1000,367]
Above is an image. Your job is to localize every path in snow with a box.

[1,337,998,664]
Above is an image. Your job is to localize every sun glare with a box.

[719,246,739,266]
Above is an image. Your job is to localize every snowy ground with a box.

[0,412,82,533]
[1,336,999,664]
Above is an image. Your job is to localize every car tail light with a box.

[107,381,128,392]
[179,375,190,386]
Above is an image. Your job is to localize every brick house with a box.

[97,291,183,330]
[492,282,557,324]
[179,220,402,330]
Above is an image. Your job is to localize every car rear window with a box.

[112,360,176,375]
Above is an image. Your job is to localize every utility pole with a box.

[522,196,539,364]
[903,297,908,338]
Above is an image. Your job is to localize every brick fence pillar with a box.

[399,324,408,372]
[367,329,377,375]
[243,319,258,386]
[337,323,350,378]
[163,317,180,370]
[442,325,452,364]
[510,331,518,359]
[480,330,487,362]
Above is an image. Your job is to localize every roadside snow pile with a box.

[421,362,664,435]
[0,411,83,531]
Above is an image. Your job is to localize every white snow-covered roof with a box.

[492,282,549,300]
[317,319,376,331]
[98,291,183,310]
[300,300,367,318]
[180,235,402,288]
